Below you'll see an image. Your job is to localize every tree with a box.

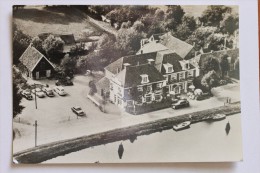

[13,24,31,64]
[220,13,239,35]
[116,28,145,55]
[202,55,220,74]
[60,54,77,77]
[13,83,24,118]
[132,20,145,33]
[186,26,218,51]
[165,5,185,31]
[201,70,219,95]
[200,5,232,26]
[174,24,192,41]
[42,34,65,62]
[182,15,197,31]
[220,54,230,78]
[206,33,225,51]
[31,36,44,54]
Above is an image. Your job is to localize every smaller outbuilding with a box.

[19,44,55,80]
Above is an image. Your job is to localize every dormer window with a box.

[140,74,149,84]
[168,66,173,73]
[163,63,174,73]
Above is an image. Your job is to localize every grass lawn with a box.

[13,6,105,40]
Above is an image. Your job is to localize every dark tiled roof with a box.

[199,48,239,69]
[96,76,110,91]
[19,46,45,71]
[105,52,157,74]
[59,34,76,45]
[155,50,183,73]
[123,64,165,88]
[160,33,194,59]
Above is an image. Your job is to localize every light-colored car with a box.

[54,86,67,96]
[71,106,85,116]
[32,88,45,98]
[43,87,55,97]
[21,89,33,100]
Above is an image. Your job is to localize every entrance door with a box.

[46,70,51,77]
[36,72,39,79]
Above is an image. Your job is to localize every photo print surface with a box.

[12,5,242,163]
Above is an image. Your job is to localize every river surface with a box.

[44,114,242,163]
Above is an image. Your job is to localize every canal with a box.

[44,114,242,163]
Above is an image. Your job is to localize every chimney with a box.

[123,63,130,69]
[137,61,139,66]
[141,50,143,54]
[117,68,120,74]
[147,59,155,65]
[193,42,196,47]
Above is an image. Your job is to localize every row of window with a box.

[166,70,195,82]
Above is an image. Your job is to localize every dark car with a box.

[172,100,190,109]
[55,77,73,86]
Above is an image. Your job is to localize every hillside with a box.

[13,6,116,41]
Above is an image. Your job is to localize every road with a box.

[13,75,240,153]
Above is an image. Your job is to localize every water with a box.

[44,114,242,163]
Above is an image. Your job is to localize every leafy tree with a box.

[206,33,225,51]
[174,24,192,41]
[200,5,232,26]
[42,34,65,61]
[70,42,86,56]
[132,20,145,33]
[186,26,218,51]
[60,54,77,77]
[121,21,132,29]
[201,70,220,94]
[182,15,197,31]
[165,5,185,31]
[31,36,45,54]
[106,6,156,28]
[220,13,239,34]
[141,13,166,36]
[13,25,31,64]
[201,55,220,74]
[13,82,24,118]
[116,28,145,55]
[220,54,230,78]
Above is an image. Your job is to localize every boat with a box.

[173,121,191,131]
[212,114,226,121]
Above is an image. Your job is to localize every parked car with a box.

[55,77,73,86]
[172,99,190,109]
[21,89,33,100]
[43,87,55,97]
[71,106,85,116]
[54,86,67,96]
[32,88,45,98]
